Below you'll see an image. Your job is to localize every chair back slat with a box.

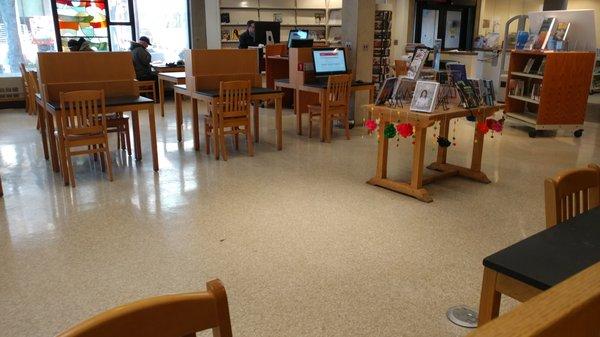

[59,90,107,136]
[325,74,352,110]
[218,80,251,120]
[57,279,232,337]
[545,164,600,227]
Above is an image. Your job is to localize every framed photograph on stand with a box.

[410,81,440,113]
[375,77,399,105]
[406,47,430,80]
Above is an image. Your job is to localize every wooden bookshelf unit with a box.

[505,50,595,137]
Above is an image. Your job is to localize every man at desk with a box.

[238,20,258,49]
[130,36,156,81]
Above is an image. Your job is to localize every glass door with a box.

[414,2,475,51]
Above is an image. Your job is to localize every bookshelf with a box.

[505,50,596,138]
[372,9,392,88]
[219,0,342,49]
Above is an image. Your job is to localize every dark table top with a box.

[46,96,154,111]
[483,207,600,290]
[274,79,374,88]
[195,87,283,98]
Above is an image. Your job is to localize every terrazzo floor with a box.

[1,101,599,336]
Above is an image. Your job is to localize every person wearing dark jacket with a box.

[67,38,93,52]
[238,20,258,49]
[130,36,156,81]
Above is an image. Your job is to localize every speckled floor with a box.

[1,101,599,337]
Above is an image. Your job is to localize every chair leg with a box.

[103,142,114,182]
[246,126,254,157]
[234,128,240,151]
[219,127,228,161]
[99,146,106,172]
[125,126,132,156]
[308,112,313,138]
[344,114,351,140]
[67,152,76,188]
[58,136,69,186]
[204,120,211,155]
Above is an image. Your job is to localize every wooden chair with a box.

[57,279,232,337]
[0,175,3,197]
[545,164,600,228]
[205,80,254,161]
[135,80,156,101]
[19,63,35,115]
[57,90,113,187]
[307,74,352,141]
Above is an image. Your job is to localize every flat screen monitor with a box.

[312,47,348,76]
[254,21,281,45]
[288,30,309,48]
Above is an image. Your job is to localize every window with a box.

[414,1,476,50]
[0,0,57,74]
[134,0,189,63]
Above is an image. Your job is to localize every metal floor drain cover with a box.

[447,305,478,328]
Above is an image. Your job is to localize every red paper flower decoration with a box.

[490,120,503,133]
[365,119,378,132]
[477,121,490,134]
[396,123,414,138]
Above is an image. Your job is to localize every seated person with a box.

[238,20,258,49]
[67,38,93,52]
[130,36,159,102]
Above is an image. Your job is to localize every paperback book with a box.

[533,17,556,49]
[455,81,480,108]
[406,47,429,80]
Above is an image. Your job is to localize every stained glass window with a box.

[54,0,109,51]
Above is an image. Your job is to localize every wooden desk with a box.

[275,79,376,142]
[478,207,600,326]
[158,72,186,117]
[37,95,159,181]
[300,81,375,142]
[191,87,284,156]
[367,104,502,203]
[153,64,185,73]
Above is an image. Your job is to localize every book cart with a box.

[505,50,595,138]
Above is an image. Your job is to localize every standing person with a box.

[238,20,257,49]
[130,36,159,102]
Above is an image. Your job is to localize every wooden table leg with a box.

[131,111,142,161]
[435,118,450,166]
[175,92,183,142]
[319,92,327,142]
[295,89,302,135]
[275,96,282,151]
[468,114,491,184]
[374,122,388,179]
[192,98,200,151]
[46,110,60,172]
[253,101,260,143]
[411,126,427,189]
[147,106,159,171]
[159,78,165,117]
[37,103,49,160]
[478,267,501,326]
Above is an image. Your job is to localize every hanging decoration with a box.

[476,121,490,134]
[437,137,451,148]
[466,113,477,122]
[396,123,414,138]
[383,124,397,139]
[365,119,378,133]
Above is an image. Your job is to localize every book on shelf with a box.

[554,22,571,41]
[221,13,230,24]
[455,81,480,108]
[483,80,496,106]
[314,13,324,24]
[446,63,468,83]
[523,59,535,73]
[222,29,231,41]
[406,47,429,80]
[515,31,529,50]
[533,17,556,49]
[508,79,525,97]
[537,58,546,75]
[530,83,542,101]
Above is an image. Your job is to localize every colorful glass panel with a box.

[55,0,109,51]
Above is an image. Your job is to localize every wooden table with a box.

[174,85,284,154]
[152,64,185,73]
[478,207,600,326]
[367,104,502,203]
[37,95,159,183]
[158,72,186,117]
[275,79,376,142]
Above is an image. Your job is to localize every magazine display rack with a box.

[372,9,392,89]
[505,50,595,138]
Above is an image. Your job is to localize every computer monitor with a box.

[312,47,348,77]
[288,30,309,48]
[254,21,281,45]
